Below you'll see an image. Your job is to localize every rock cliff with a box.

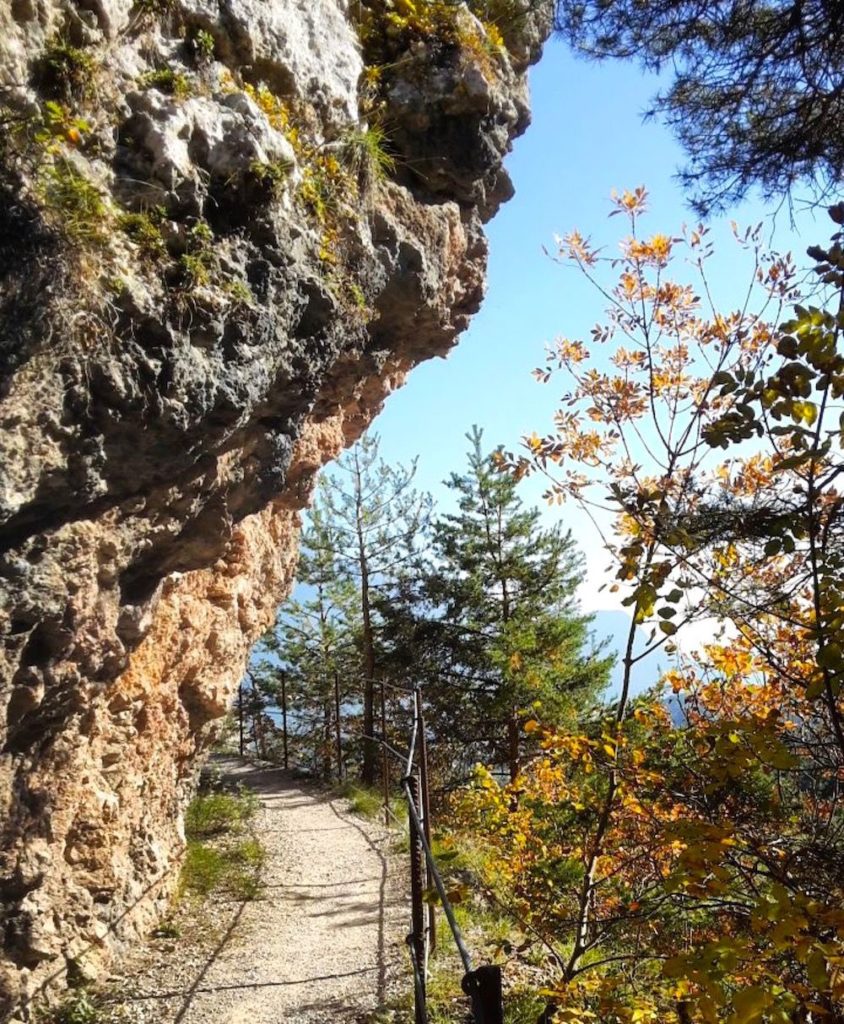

[0,0,551,1017]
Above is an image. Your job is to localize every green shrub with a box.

[340,782,409,823]
[51,990,100,1024]
[189,220,213,245]
[347,280,368,311]
[174,220,218,288]
[191,29,216,63]
[180,837,265,900]
[180,788,263,901]
[354,1,510,74]
[228,872,262,901]
[226,838,266,899]
[104,276,128,296]
[185,789,257,838]
[338,781,383,819]
[223,278,253,306]
[38,38,98,101]
[177,251,212,286]
[354,0,459,60]
[181,841,226,896]
[503,990,549,1024]
[34,101,91,149]
[249,158,293,196]
[139,68,192,100]
[118,209,166,261]
[234,836,265,868]
[336,781,405,822]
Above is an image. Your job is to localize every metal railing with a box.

[234,675,505,1022]
[395,682,504,1024]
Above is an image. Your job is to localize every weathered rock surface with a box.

[0,0,551,1018]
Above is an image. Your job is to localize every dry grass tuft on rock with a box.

[36,160,109,245]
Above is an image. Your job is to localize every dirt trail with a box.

[109,757,407,1024]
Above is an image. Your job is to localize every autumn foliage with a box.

[456,190,844,1024]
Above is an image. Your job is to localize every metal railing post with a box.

[365,680,503,1024]
[381,679,390,826]
[406,773,427,1024]
[416,688,436,956]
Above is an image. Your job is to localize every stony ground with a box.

[103,757,409,1024]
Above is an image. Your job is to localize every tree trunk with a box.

[361,570,377,785]
[323,699,332,780]
[500,547,517,780]
[334,670,343,780]
[237,684,244,756]
[507,709,520,782]
[356,450,378,787]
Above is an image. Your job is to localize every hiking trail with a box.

[108,756,406,1024]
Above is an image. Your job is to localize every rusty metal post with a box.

[417,689,436,954]
[280,670,289,770]
[407,773,427,1024]
[334,669,343,781]
[381,679,390,826]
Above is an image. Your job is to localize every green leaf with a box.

[807,949,830,992]
[732,985,773,1024]
[793,400,818,426]
[818,644,843,669]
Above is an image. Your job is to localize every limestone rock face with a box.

[0,0,551,1017]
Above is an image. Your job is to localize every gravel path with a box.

[108,757,408,1024]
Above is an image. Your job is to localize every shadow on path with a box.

[172,902,246,1024]
[327,799,392,1005]
[120,961,404,1002]
[110,755,402,1024]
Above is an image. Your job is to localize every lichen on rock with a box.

[0,0,552,1018]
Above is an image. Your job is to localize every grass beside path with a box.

[180,783,265,902]
[41,776,266,1024]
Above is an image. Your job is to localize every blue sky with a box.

[368,40,823,584]
[312,36,828,687]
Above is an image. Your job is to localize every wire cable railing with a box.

[398,681,504,1024]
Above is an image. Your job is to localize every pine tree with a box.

[554,0,844,213]
[308,433,432,785]
[381,427,611,783]
[252,505,360,778]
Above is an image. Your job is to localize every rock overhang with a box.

[0,1,553,1018]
